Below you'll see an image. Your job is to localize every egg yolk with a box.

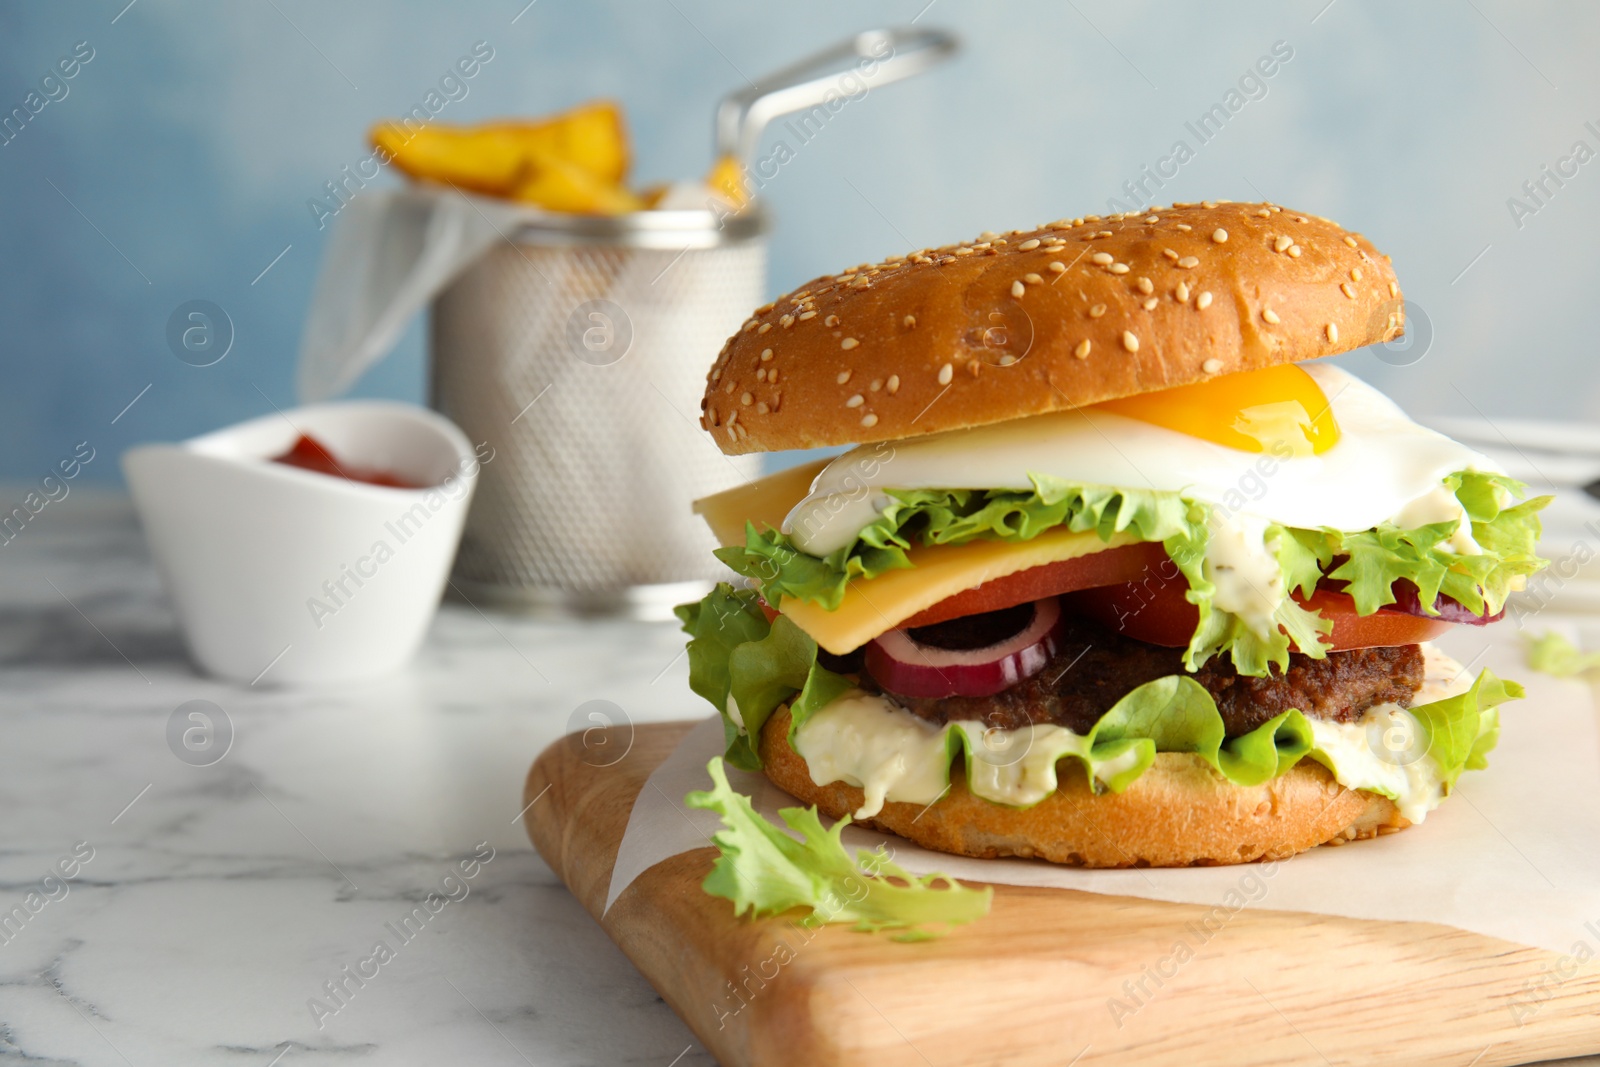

[1093,363,1341,456]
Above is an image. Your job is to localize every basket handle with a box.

[714,26,958,166]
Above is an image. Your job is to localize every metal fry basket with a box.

[431,208,768,616]
[430,26,956,617]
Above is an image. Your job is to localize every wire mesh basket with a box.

[431,208,767,616]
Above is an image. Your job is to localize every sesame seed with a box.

[886,374,900,394]
[1142,297,1158,310]
[727,410,738,426]
[870,379,882,392]
[769,369,779,383]
[1389,282,1399,297]
[1145,215,1160,223]
[1162,248,1180,261]
[998,354,1017,366]
[1074,339,1092,359]
[825,314,840,327]
[780,315,794,328]
[1202,200,1218,209]
[1049,261,1066,274]
[742,320,757,333]
[761,348,773,361]
[740,392,753,406]
[711,368,722,381]
[758,323,772,334]
[1175,281,1190,302]
[1212,228,1228,243]
[1175,223,1192,232]
[955,247,974,256]
[1089,303,1107,318]
[1024,272,1043,285]
[1122,331,1139,353]
[756,402,769,414]
[724,381,736,394]
[1018,238,1041,251]
[1256,208,1271,218]
[1326,322,1339,343]
[798,310,817,320]
[841,337,859,350]
[1136,277,1153,294]
[1097,230,1113,238]
[1274,235,1293,253]
[1203,358,1224,373]
[1011,280,1026,298]
[903,314,916,328]
[726,426,737,442]
[1262,308,1281,324]
[1092,252,1114,265]
[1288,245,1302,257]
[1197,291,1213,310]
[1109,263,1130,274]
[1343,235,1358,248]
[861,413,878,428]
[938,363,953,385]
[1178,256,1200,269]
[756,368,766,382]
[979,230,999,240]
[1351,268,1362,281]
[1341,282,1356,299]
[845,394,864,408]
[836,371,851,384]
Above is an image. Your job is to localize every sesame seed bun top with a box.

[699,201,1404,455]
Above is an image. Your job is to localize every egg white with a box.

[785,364,1499,557]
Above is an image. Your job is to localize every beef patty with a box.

[860,615,1425,738]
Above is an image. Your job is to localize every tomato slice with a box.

[899,542,1172,628]
[1066,575,1456,652]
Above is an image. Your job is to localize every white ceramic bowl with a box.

[124,401,479,685]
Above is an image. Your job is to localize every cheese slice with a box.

[692,461,1132,655]
[692,458,830,547]
[782,527,1138,654]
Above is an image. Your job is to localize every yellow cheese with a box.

[692,461,1132,655]
[692,458,830,546]
[781,527,1137,654]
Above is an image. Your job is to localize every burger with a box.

[676,201,1548,868]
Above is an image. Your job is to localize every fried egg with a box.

[782,364,1500,633]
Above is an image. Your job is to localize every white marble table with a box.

[0,492,716,1066]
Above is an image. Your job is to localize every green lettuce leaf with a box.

[677,585,1522,804]
[675,585,851,771]
[684,756,992,939]
[1523,630,1600,678]
[1300,471,1549,618]
[714,469,1549,678]
[1410,668,1519,791]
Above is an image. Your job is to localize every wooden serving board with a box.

[523,722,1600,1067]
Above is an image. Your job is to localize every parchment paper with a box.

[608,623,1600,956]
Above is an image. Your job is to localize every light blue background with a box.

[3,0,1597,484]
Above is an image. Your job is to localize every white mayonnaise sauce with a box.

[790,645,1478,823]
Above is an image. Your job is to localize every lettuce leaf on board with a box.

[714,470,1549,677]
[676,585,1519,807]
[684,757,992,940]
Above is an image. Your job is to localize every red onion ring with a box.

[865,598,1064,699]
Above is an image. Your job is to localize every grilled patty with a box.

[862,615,1425,738]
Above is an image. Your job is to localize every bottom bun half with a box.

[759,706,1410,868]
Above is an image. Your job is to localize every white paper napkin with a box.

[607,625,1600,956]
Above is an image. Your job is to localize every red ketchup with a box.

[271,434,421,489]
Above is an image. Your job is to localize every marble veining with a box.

[0,492,716,1066]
